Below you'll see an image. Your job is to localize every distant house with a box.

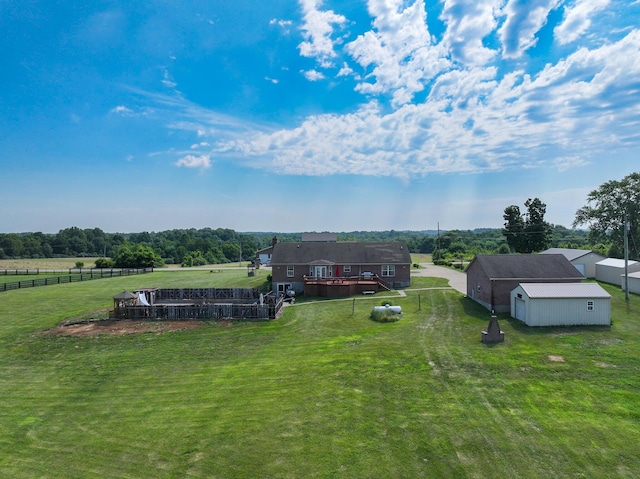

[270,241,411,297]
[595,258,640,285]
[302,232,338,242]
[540,248,606,278]
[511,283,611,326]
[256,245,274,265]
[466,254,585,313]
[257,234,337,265]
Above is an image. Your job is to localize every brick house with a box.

[466,254,584,313]
[270,240,412,297]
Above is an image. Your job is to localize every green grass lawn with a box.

[1,269,639,478]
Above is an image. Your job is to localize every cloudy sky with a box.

[2,0,639,233]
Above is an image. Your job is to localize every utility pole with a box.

[624,211,630,301]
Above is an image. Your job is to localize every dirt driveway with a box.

[411,263,466,294]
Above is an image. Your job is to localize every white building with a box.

[625,271,640,295]
[540,248,606,278]
[511,283,611,327]
[595,258,640,285]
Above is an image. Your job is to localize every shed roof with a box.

[467,254,584,280]
[517,282,611,299]
[540,248,604,262]
[113,290,137,299]
[596,258,639,268]
[271,241,411,265]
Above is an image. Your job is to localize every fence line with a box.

[0,268,137,276]
[114,301,282,321]
[0,268,154,293]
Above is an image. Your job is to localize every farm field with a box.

[1,268,639,478]
[0,257,104,270]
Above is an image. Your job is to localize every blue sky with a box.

[2,0,639,234]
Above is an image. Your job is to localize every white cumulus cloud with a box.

[499,0,561,58]
[297,0,346,68]
[109,105,134,116]
[554,0,610,45]
[302,69,325,81]
[210,29,640,179]
[175,154,211,169]
[440,0,502,65]
[345,0,449,106]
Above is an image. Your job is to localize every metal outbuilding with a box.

[595,258,640,285]
[511,283,611,327]
[627,271,640,295]
[539,248,606,278]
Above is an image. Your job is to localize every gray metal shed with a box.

[511,283,611,327]
[627,271,640,295]
[595,258,640,285]
[539,248,606,278]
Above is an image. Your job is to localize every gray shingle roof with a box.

[469,254,585,280]
[271,241,411,265]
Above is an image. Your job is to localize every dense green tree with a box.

[502,198,552,253]
[94,257,115,268]
[502,205,525,252]
[113,243,163,268]
[524,198,553,252]
[574,172,640,260]
[221,242,241,263]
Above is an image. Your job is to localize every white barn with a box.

[595,258,640,285]
[540,248,606,278]
[511,283,611,327]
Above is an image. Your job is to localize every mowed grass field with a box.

[1,266,639,478]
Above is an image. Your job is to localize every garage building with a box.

[511,282,611,327]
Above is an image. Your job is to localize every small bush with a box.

[95,257,115,268]
[433,259,452,267]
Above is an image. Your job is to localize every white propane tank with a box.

[372,304,402,314]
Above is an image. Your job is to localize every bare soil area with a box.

[44,320,204,337]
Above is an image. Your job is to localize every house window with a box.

[343,265,351,273]
[381,265,395,277]
[587,300,594,311]
[287,266,294,278]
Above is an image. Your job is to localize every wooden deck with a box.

[303,275,390,297]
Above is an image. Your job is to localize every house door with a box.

[515,298,526,321]
[313,266,328,278]
[278,283,292,296]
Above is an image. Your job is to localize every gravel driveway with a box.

[411,263,467,295]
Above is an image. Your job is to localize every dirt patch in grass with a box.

[548,355,565,362]
[44,320,203,337]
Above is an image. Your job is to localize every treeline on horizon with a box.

[0,225,595,267]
